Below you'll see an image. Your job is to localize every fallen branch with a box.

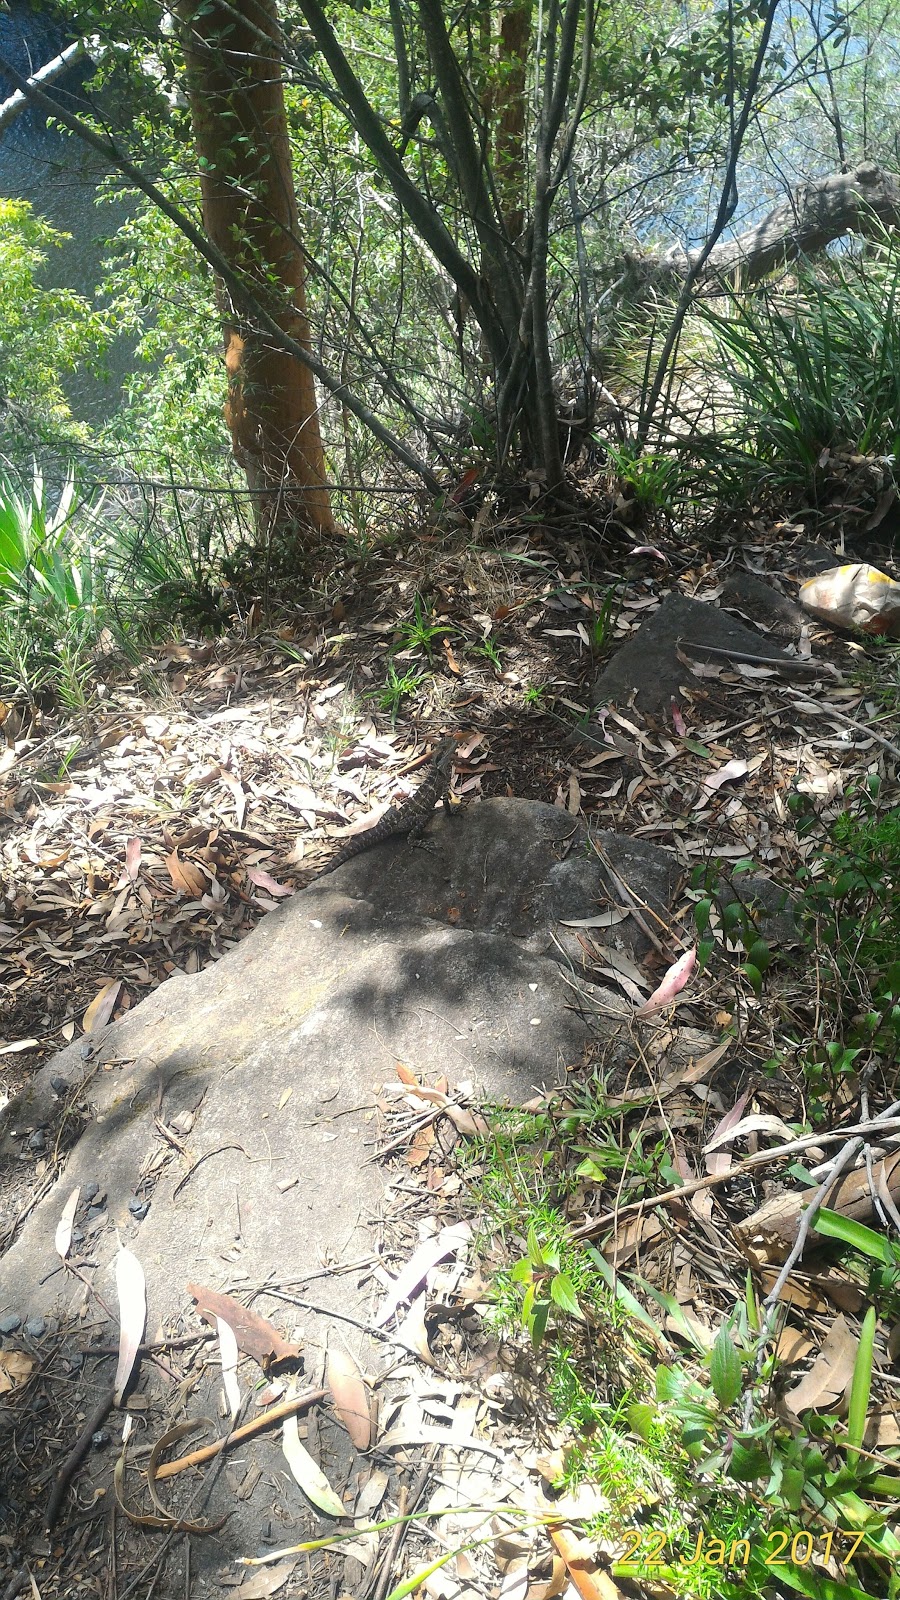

[153,1386,327,1480]
[627,161,900,290]
[570,1114,900,1241]
[46,1383,115,1530]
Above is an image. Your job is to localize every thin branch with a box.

[0,48,443,496]
[637,0,782,443]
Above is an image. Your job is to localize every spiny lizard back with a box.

[314,736,458,878]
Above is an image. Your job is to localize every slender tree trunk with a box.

[177,0,334,543]
[494,0,532,244]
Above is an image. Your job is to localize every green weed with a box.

[377,657,425,719]
[604,440,684,511]
[396,594,455,660]
[687,229,900,501]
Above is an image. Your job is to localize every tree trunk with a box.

[631,162,900,289]
[177,0,333,543]
[494,0,532,244]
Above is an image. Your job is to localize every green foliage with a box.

[585,585,622,651]
[0,462,106,704]
[376,657,425,718]
[395,595,455,661]
[813,1210,900,1320]
[473,635,503,672]
[605,440,684,512]
[790,781,900,1110]
[99,194,229,473]
[509,1221,585,1346]
[687,233,900,500]
[0,199,109,445]
[690,858,774,996]
[0,456,240,701]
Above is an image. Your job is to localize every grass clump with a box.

[684,228,900,504]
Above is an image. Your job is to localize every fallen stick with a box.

[570,1114,900,1241]
[46,1383,115,1530]
[153,1386,327,1479]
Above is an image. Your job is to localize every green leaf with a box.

[846,1306,876,1460]
[526,1223,544,1267]
[628,1402,655,1440]
[585,1254,669,1344]
[575,1156,608,1182]
[813,1209,896,1264]
[655,1364,686,1403]
[740,962,763,996]
[283,1411,348,1519]
[774,1565,875,1600]
[529,1298,550,1349]
[746,938,772,972]
[383,1548,463,1600]
[727,1438,769,1481]
[709,1327,743,1409]
[694,897,712,935]
[548,1272,583,1319]
[780,1464,806,1510]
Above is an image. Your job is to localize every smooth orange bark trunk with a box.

[178,0,334,541]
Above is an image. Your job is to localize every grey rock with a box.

[0,1315,21,1335]
[593,591,802,714]
[719,571,807,640]
[0,796,718,1579]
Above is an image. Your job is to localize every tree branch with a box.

[637,0,782,442]
[0,47,444,496]
[0,39,86,131]
[290,0,504,352]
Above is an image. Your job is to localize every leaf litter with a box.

[0,518,898,1598]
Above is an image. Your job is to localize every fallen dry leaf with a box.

[374,1221,471,1327]
[0,1350,34,1393]
[327,1346,372,1451]
[83,979,122,1034]
[246,867,292,898]
[114,1246,147,1406]
[283,1389,348,1519]
[55,1187,80,1259]
[217,1316,241,1421]
[165,850,206,897]
[635,947,696,1017]
[785,1313,857,1415]
[188,1283,301,1370]
[235,1559,298,1598]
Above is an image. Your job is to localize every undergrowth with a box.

[467,756,900,1600]
[685,228,900,505]
[0,459,242,705]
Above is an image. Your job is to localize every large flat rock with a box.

[0,799,690,1579]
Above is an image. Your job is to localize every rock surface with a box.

[0,798,696,1578]
[592,590,807,713]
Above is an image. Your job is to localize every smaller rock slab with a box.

[593,591,803,714]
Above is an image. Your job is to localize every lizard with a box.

[314,736,459,878]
